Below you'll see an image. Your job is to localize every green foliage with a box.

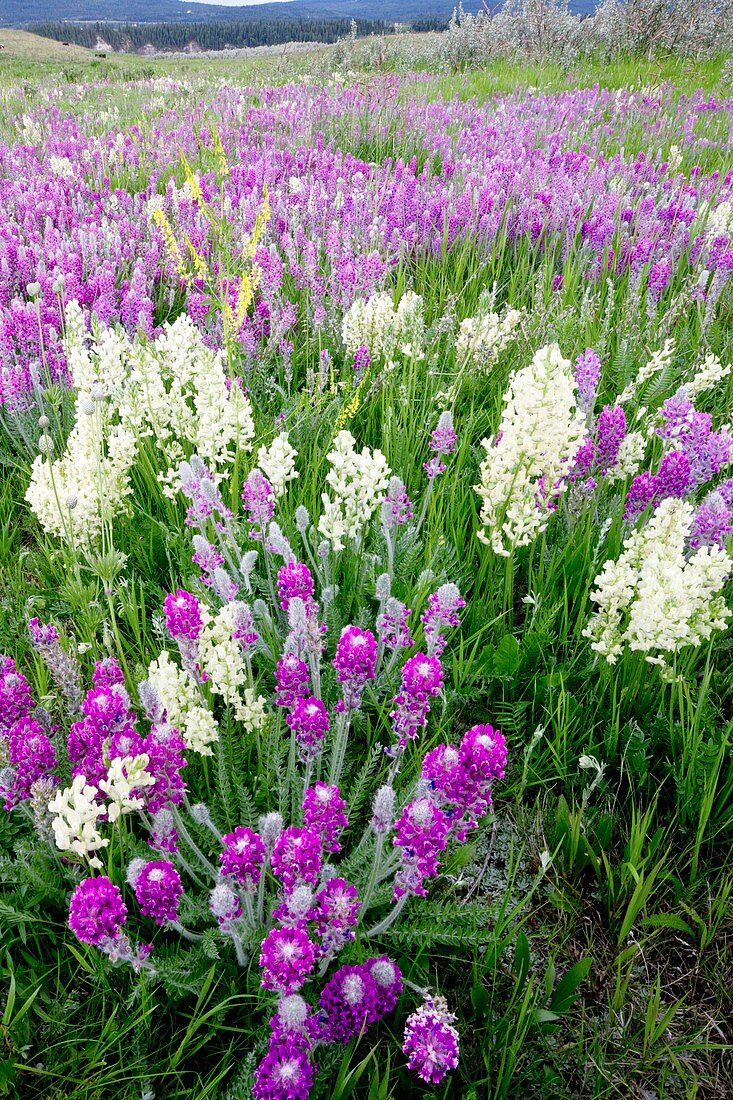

[0,48,732,1100]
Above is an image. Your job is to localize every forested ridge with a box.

[29,17,446,52]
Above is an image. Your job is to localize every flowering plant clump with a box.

[455,303,523,370]
[1,413,509,1094]
[475,343,587,554]
[342,290,426,365]
[583,497,732,668]
[25,302,255,546]
[2,68,733,1097]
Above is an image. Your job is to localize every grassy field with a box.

[0,35,732,1100]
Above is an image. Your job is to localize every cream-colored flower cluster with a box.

[120,312,255,495]
[257,431,298,499]
[26,303,137,547]
[342,291,425,362]
[26,304,256,545]
[145,651,219,756]
[99,754,155,822]
[684,352,731,401]
[48,774,109,867]
[455,305,522,369]
[318,429,391,551]
[198,603,268,731]
[702,199,733,241]
[474,344,586,555]
[583,497,731,666]
[605,431,648,483]
[48,754,155,867]
[617,339,675,405]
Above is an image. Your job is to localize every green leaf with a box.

[641,913,694,936]
[493,634,521,678]
[549,957,592,1015]
[513,932,531,988]
[0,1059,18,1091]
[533,1008,561,1025]
[471,983,489,1015]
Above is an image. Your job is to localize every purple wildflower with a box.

[596,405,626,473]
[150,807,179,854]
[570,436,596,481]
[180,459,232,527]
[393,797,451,899]
[273,885,316,927]
[27,618,81,710]
[164,589,203,640]
[0,660,34,732]
[366,956,403,1018]
[421,584,465,656]
[403,996,460,1085]
[332,626,377,712]
[390,652,443,748]
[421,742,465,807]
[574,348,601,412]
[624,470,660,520]
[382,477,414,528]
[5,717,57,808]
[68,876,127,946]
[275,653,311,708]
[656,449,693,499]
[271,827,322,891]
[424,411,457,479]
[259,925,316,994]
[314,877,361,954]
[92,657,125,688]
[143,723,187,813]
[690,492,733,550]
[319,963,380,1044]
[277,562,316,613]
[242,469,276,538]
[67,682,138,788]
[376,598,413,650]
[220,826,266,889]
[352,345,370,378]
[192,536,224,584]
[252,1038,314,1100]
[133,860,183,925]
[302,783,348,854]
[286,696,330,761]
[28,618,59,646]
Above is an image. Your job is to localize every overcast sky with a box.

[184,1,295,6]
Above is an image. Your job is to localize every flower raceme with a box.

[25,304,255,546]
[584,497,732,667]
[474,343,587,555]
[0,620,506,1095]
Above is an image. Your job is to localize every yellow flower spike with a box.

[243,185,271,260]
[232,264,263,331]
[335,378,366,430]
[152,208,190,286]
[210,125,230,179]
[179,151,204,204]
[185,236,208,279]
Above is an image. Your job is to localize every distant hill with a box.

[1,0,596,30]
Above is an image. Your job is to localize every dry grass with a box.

[0,28,92,63]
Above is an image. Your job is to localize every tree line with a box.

[30,18,447,52]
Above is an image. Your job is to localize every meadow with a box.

[0,33,732,1100]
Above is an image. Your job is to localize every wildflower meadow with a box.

[0,27,732,1100]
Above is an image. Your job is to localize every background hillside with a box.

[1,0,596,29]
